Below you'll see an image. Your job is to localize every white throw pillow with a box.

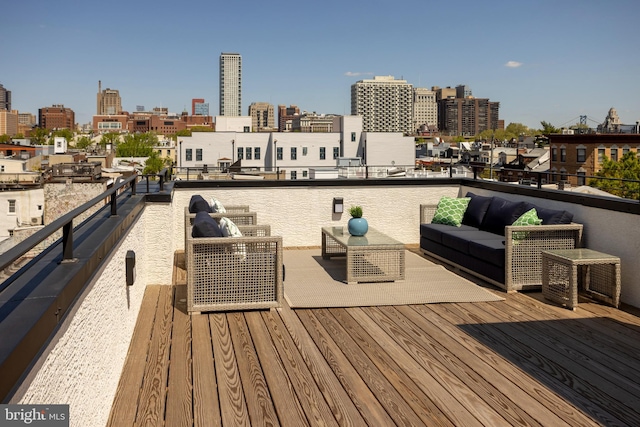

[210,197,226,213]
[219,217,246,260]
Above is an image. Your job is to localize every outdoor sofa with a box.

[419,192,583,292]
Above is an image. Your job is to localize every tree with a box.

[143,151,171,175]
[30,128,49,145]
[116,132,157,157]
[589,151,640,199]
[0,134,10,143]
[99,132,120,149]
[75,135,93,150]
[505,122,533,138]
[540,121,560,134]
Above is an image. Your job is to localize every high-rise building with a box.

[39,105,75,130]
[248,102,275,131]
[192,98,204,115]
[277,105,300,132]
[351,76,413,133]
[219,53,242,116]
[413,88,438,131]
[438,97,500,136]
[455,84,473,99]
[96,81,122,115]
[0,110,18,136]
[0,84,11,111]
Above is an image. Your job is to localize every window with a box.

[577,171,586,186]
[291,147,297,160]
[0,165,4,172]
[611,148,618,162]
[351,132,356,142]
[8,200,15,214]
[237,147,243,160]
[302,147,308,156]
[291,170,297,180]
[560,147,566,162]
[243,126,250,132]
[319,147,326,160]
[185,149,192,161]
[551,147,557,162]
[302,170,308,178]
[246,147,252,160]
[333,147,339,159]
[577,148,586,163]
[254,147,260,160]
[196,148,202,161]
[277,147,283,160]
[623,147,630,156]
[598,148,605,163]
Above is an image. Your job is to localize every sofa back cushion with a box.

[480,196,529,235]
[189,195,212,213]
[534,206,574,225]
[192,211,223,237]
[462,192,493,228]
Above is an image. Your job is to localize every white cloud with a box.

[344,71,373,77]
[505,61,523,68]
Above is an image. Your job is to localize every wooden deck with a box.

[107,251,640,426]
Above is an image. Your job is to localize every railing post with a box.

[62,220,74,262]
[159,173,164,191]
[131,175,137,195]
[111,192,117,216]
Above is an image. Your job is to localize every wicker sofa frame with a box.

[184,211,283,313]
[420,204,584,292]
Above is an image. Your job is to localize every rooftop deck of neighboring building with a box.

[107,248,640,426]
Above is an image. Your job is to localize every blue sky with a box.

[2,0,639,130]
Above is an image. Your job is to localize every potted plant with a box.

[348,205,368,236]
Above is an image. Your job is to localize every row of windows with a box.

[552,147,632,163]
[186,146,341,162]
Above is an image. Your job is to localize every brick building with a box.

[38,105,75,130]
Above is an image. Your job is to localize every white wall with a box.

[0,187,44,237]
[214,116,251,132]
[364,132,416,167]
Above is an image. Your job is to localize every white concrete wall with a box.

[0,187,44,237]
[172,185,459,249]
[363,132,415,167]
[460,184,640,308]
[17,210,151,427]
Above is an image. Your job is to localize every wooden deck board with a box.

[107,252,640,426]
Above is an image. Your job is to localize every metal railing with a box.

[0,174,139,293]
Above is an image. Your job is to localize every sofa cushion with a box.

[468,238,505,267]
[192,211,222,237]
[189,195,212,213]
[462,192,493,228]
[431,196,471,227]
[441,229,502,255]
[480,197,529,235]
[420,223,478,244]
[535,206,574,225]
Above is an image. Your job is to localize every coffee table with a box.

[321,226,405,284]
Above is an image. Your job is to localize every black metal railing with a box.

[0,174,139,293]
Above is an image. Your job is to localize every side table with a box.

[541,248,621,310]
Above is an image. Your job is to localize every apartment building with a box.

[351,76,413,133]
[96,81,122,115]
[291,112,337,133]
[0,84,10,111]
[548,133,640,185]
[248,102,275,132]
[413,88,437,131]
[219,53,242,116]
[277,105,300,132]
[0,110,18,137]
[38,105,75,130]
[438,97,500,136]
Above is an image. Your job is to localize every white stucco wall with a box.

[17,209,151,427]
[172,185,460,249]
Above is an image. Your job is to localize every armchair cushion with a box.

[192,211,223,237]
[189,195,212,213]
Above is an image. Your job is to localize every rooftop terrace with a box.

[1,177,640,426]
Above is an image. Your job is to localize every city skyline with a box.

[2,0,639,130]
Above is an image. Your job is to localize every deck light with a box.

[333,197,344,214]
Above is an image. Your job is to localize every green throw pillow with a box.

[431,197,471,227]
[511,208,543,240]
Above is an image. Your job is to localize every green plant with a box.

[348,205,363,218]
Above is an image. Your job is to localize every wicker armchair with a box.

[184,217,283,313]
[420,204,583,292]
